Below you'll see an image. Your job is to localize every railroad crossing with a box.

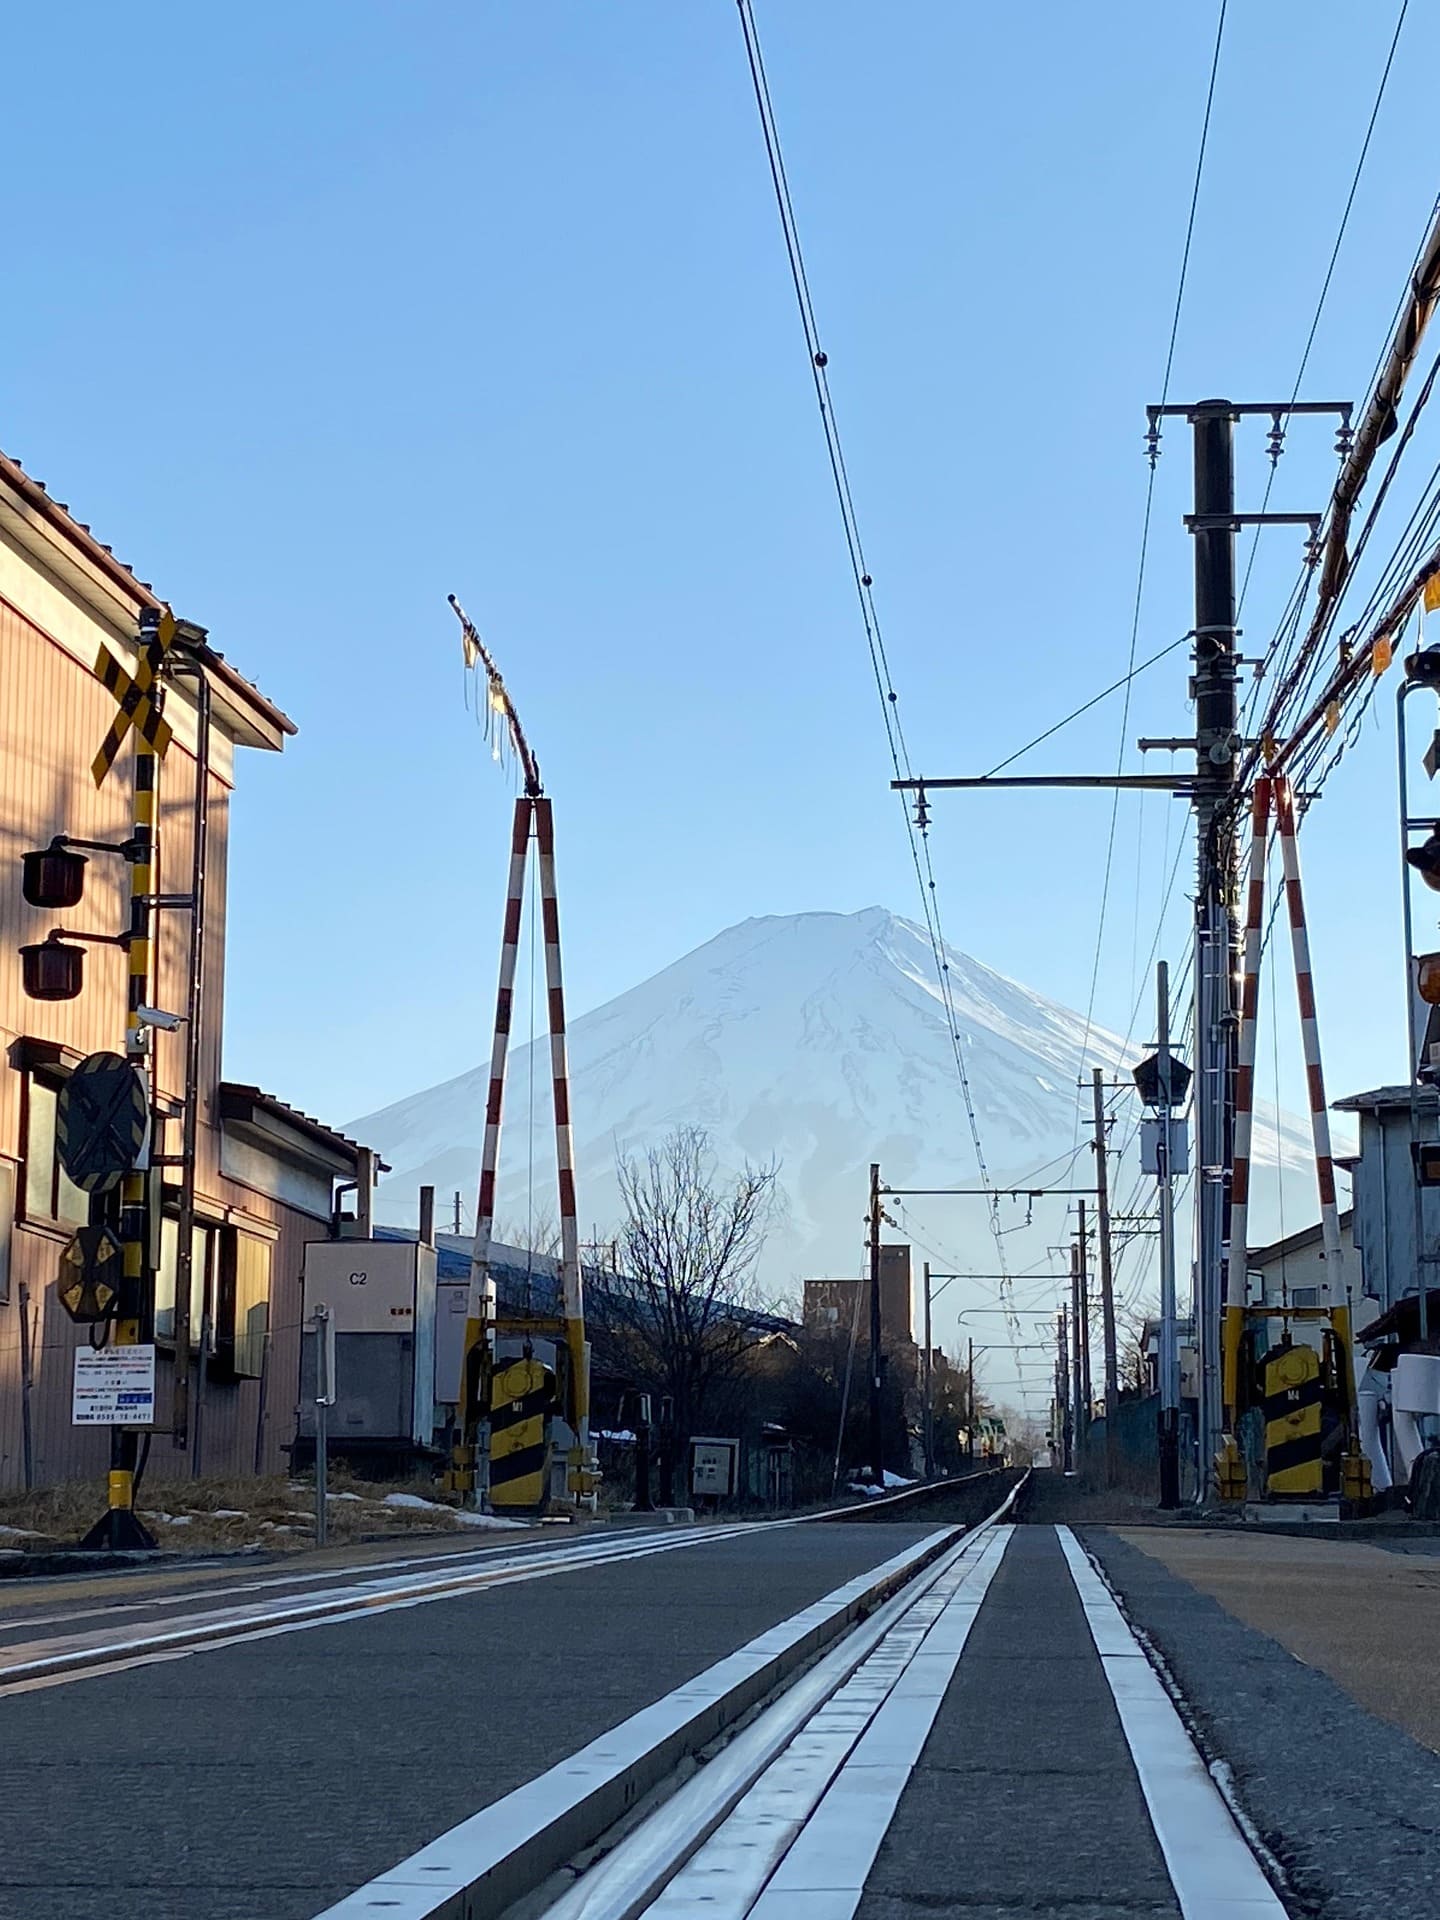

[0,1472,1435,1920]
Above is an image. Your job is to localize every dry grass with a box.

[0,1466,516,1555]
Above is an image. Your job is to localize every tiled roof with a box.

[220,1082,379,1166]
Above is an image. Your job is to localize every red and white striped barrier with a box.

[534,797,590,1460]
[1273,777,1347,1308]
[1223,775,1272,1424]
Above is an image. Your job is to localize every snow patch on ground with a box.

[845,1470,915,1498]
[382,1492,527,1529]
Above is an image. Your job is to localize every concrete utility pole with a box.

[922,1262,934,1480]
[1190,401,1237,1504]
[1071,1239,1085,1467]
[1057,1310,1072,1474]
[1078,1199,1091,1425]
[1157,961,1181,1509]
[868,1162,884,1486]
[1145,396,1346,1496]
[967,1335,975,1462]
[1092,1068,1120,1485]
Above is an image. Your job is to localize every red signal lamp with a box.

[20,936,85,1001]
[22,844,87,910]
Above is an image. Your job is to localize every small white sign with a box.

[72,1345,156,1428]
[690,1436,738,1498]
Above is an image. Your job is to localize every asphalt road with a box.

[1092,1526,1440,1920]
[0,1520,940,1920]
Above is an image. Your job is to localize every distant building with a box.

[803,1244,914,1345]
[1243,1211,1358,1357]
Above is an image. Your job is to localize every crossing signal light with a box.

[22,844,87,909]
[1405,829,1440,892]
[1417,954,1440,1007]
[1406,645,1440,689]
[20,936,85,1001]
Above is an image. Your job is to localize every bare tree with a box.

[595,1127,779,1450]
[494,1211,562,1259]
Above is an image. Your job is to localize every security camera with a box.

[136,1005,186,1032]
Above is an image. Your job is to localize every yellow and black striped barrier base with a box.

[489,1356,555,1514]
[1263,1345,1324,1498]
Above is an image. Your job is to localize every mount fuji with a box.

[349,908,1319,1296]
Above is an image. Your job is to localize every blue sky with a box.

[4,0,1436,1166]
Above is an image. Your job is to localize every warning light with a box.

[1405,829,1440,893]
[1418,954,1440,1007]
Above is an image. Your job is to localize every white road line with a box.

[740,1525,1013,1920]
[634,1525,1011,1920]
[309,1530,962,1920]
[1056,1526,1287,1920]
[0,1522,774,1696]
[0,1530,584,1634]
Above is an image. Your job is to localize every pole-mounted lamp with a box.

[19,926,128,1003]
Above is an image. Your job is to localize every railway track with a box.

[319,1472,1288,1920]
[0,1470,1011,1696]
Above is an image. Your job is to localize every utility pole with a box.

[922,1261,934,1481]
[1157,961,1181,1509]
[1057,1310,1072,1474]
[1092,1068,1120,1486]
[868,1162,884,1487]
[967,1334,975,1462]
[1070,1238,1085,1469]
[1077,1198,1091,1425]
[1190,400,1237,1504]
[1145,397,1346,1495]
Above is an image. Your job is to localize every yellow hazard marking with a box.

[91,609,177,785]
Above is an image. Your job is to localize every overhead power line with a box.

[1237,0,1410,618]
[1071,0,1230,1126]
[733,0,1036,1384]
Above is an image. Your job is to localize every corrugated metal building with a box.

[0,448,373,1491]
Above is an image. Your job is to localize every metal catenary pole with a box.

[173,655,212,1458]
[1398,674,1434,1344]
[868,1162,884,1486]
[1091,1069,1120,1485]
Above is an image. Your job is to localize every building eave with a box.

[219,1083,377,1180]
[0,448,296,748]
